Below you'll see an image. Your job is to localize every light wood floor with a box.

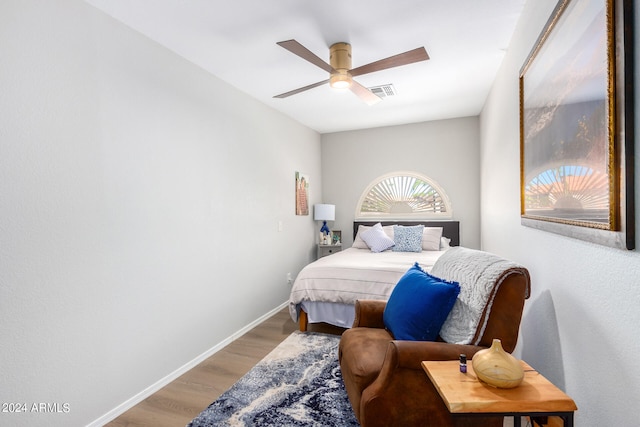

[106,307,344,427]
[104,309,558,427]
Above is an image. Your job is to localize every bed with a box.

[289,220,460,331]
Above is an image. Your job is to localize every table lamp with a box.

[314,204,335,238]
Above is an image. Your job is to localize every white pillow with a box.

[440,236,452,250]
[353,224,394,249]
[360,223,395,253]
[422,227,444,251]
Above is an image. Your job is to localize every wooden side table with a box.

[422,360,577,427]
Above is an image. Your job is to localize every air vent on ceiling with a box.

[368,84,397,98]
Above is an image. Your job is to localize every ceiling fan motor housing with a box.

[329,42,352,88]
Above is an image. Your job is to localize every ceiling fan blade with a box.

[277,40,335,74]
[273,79,330,99]
[350,47,429,77]
[349,80,382,106]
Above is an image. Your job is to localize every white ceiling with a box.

[85,0,525,134]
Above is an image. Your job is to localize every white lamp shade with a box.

[314,204,335,221]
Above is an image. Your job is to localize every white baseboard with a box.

[87,301,289,427]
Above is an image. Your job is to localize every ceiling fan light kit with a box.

[329,72,351,89]
[274,39,429,105]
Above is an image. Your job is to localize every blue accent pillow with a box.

[361,223,395,253]
[383,263,460,341]
[393,225,424,252]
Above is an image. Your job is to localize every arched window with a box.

[356,171,452,219]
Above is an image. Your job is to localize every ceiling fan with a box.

[274,40,429,105]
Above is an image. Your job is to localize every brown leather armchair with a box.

[338,248,531,427]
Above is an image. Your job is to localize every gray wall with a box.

[321,117,481,248]
[480,0,640,425]
[0,1,320,426]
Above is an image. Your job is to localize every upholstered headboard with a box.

[353,221,460,247]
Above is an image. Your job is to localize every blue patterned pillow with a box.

[383,263,460,341]
[393,225,424,252]
[361,223,395,253]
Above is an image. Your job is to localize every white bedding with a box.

[288,247,447,326]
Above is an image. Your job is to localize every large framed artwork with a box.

[519,0,634,249]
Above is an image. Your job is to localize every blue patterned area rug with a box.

[186,331,360,427]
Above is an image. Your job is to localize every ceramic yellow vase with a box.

[472,339,524,388]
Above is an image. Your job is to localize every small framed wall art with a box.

[295,171,309,216]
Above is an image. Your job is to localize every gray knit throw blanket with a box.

[431,247,529,345]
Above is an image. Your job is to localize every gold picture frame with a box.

[519,0,634,249]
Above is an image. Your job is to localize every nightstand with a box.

[317,244,342,259]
